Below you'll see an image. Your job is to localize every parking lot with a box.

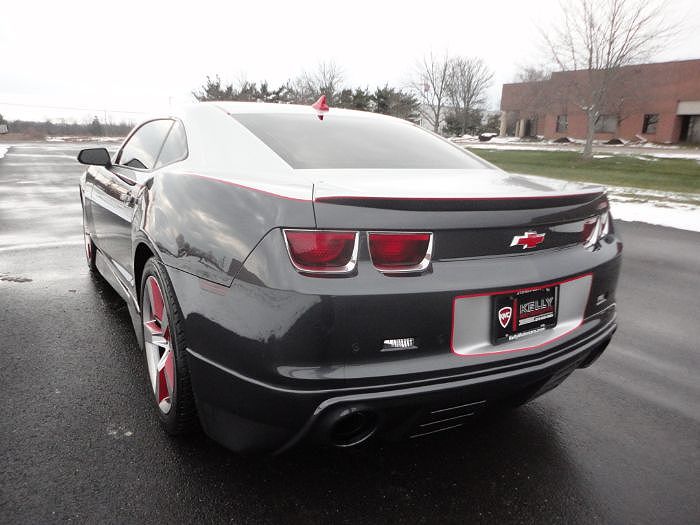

[1,143,699,524]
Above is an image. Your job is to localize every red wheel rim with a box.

[142,275,174,413]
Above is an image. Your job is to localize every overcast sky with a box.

[1,0,699,124]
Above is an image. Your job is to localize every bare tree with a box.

[447,57,494,135]
[295,61,345,104]
[410,51,451,133]
[542,0,675,158]
[514,66,551,83]
[509,66,558,135]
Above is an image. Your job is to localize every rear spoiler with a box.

[314,192,607,212]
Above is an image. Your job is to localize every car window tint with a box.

[231,113,487,169]
[118,119,173,170]
[155,120,188,169]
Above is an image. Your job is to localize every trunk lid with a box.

[308,169,608,257]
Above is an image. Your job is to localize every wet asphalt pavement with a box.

[1,143,699,524]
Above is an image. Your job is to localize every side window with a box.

[117,119,173,170]
[594,114,618,134]
[555,115,568,133]
[642,113,659,134]
[155,121,188,169]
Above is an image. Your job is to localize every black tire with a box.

[140,257,199,435]
[82,203,97,271]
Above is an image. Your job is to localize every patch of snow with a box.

[6,152,74,159]
[610,200,700,232]
[450,135,477,143]
[503,177,700,232]
[593,154,613,159]
[0,145,8,160]
[644,151,700,161]
[466,141,700,160]
[639,142,680,149]
[488,136,528,144]
[606,185,700,203]
[45,136,124,143]
[605,186,700,233]
[469,143,578,152]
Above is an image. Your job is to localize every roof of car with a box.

[204,100,391,119]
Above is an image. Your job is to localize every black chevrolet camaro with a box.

[77,99,621,452]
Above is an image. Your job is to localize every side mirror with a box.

[77,148,112,167]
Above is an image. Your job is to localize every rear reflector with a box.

[382,338,417,351]
[368,232,432,273]
[283,229,358,274]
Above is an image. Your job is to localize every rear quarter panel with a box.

[141,171,316,286]
[136,104,316,286]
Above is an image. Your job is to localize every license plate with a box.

[492,286,559,344]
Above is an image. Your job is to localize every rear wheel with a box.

[140,257,198,434]
[82,203,96,271]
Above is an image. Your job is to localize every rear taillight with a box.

[283,229,358,274]
[599,210,611,237]
[582,217,599,248]
[582,211,611,249]
[368,232,433,273]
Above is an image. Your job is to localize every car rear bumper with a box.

[168,228,621,453]
[186,312,616,453]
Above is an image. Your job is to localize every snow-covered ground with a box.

[605,186,700,233]
[456,136,700,161]
[610,199,700,232]
[509,172,700,233]
[0,145,8,160]
[453,137,700,231]
[45,136,123,143]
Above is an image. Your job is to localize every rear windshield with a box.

[231,113,486,170]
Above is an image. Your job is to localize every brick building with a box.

[500,59,700,144]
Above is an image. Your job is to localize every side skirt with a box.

[94,249,144,349]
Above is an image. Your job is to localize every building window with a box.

[556,115,568,133]
[642,114,659,134]
[594,114,618,133]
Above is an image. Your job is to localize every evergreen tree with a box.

[337,88,354,108]
[335,88,371,111]
[89,116,103,136]
[192,76,235,101]
[372,85,420,123]
[444,109,484,136]
[484,113,501,133]
[350,88,372,111]
[191,74,418,124]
